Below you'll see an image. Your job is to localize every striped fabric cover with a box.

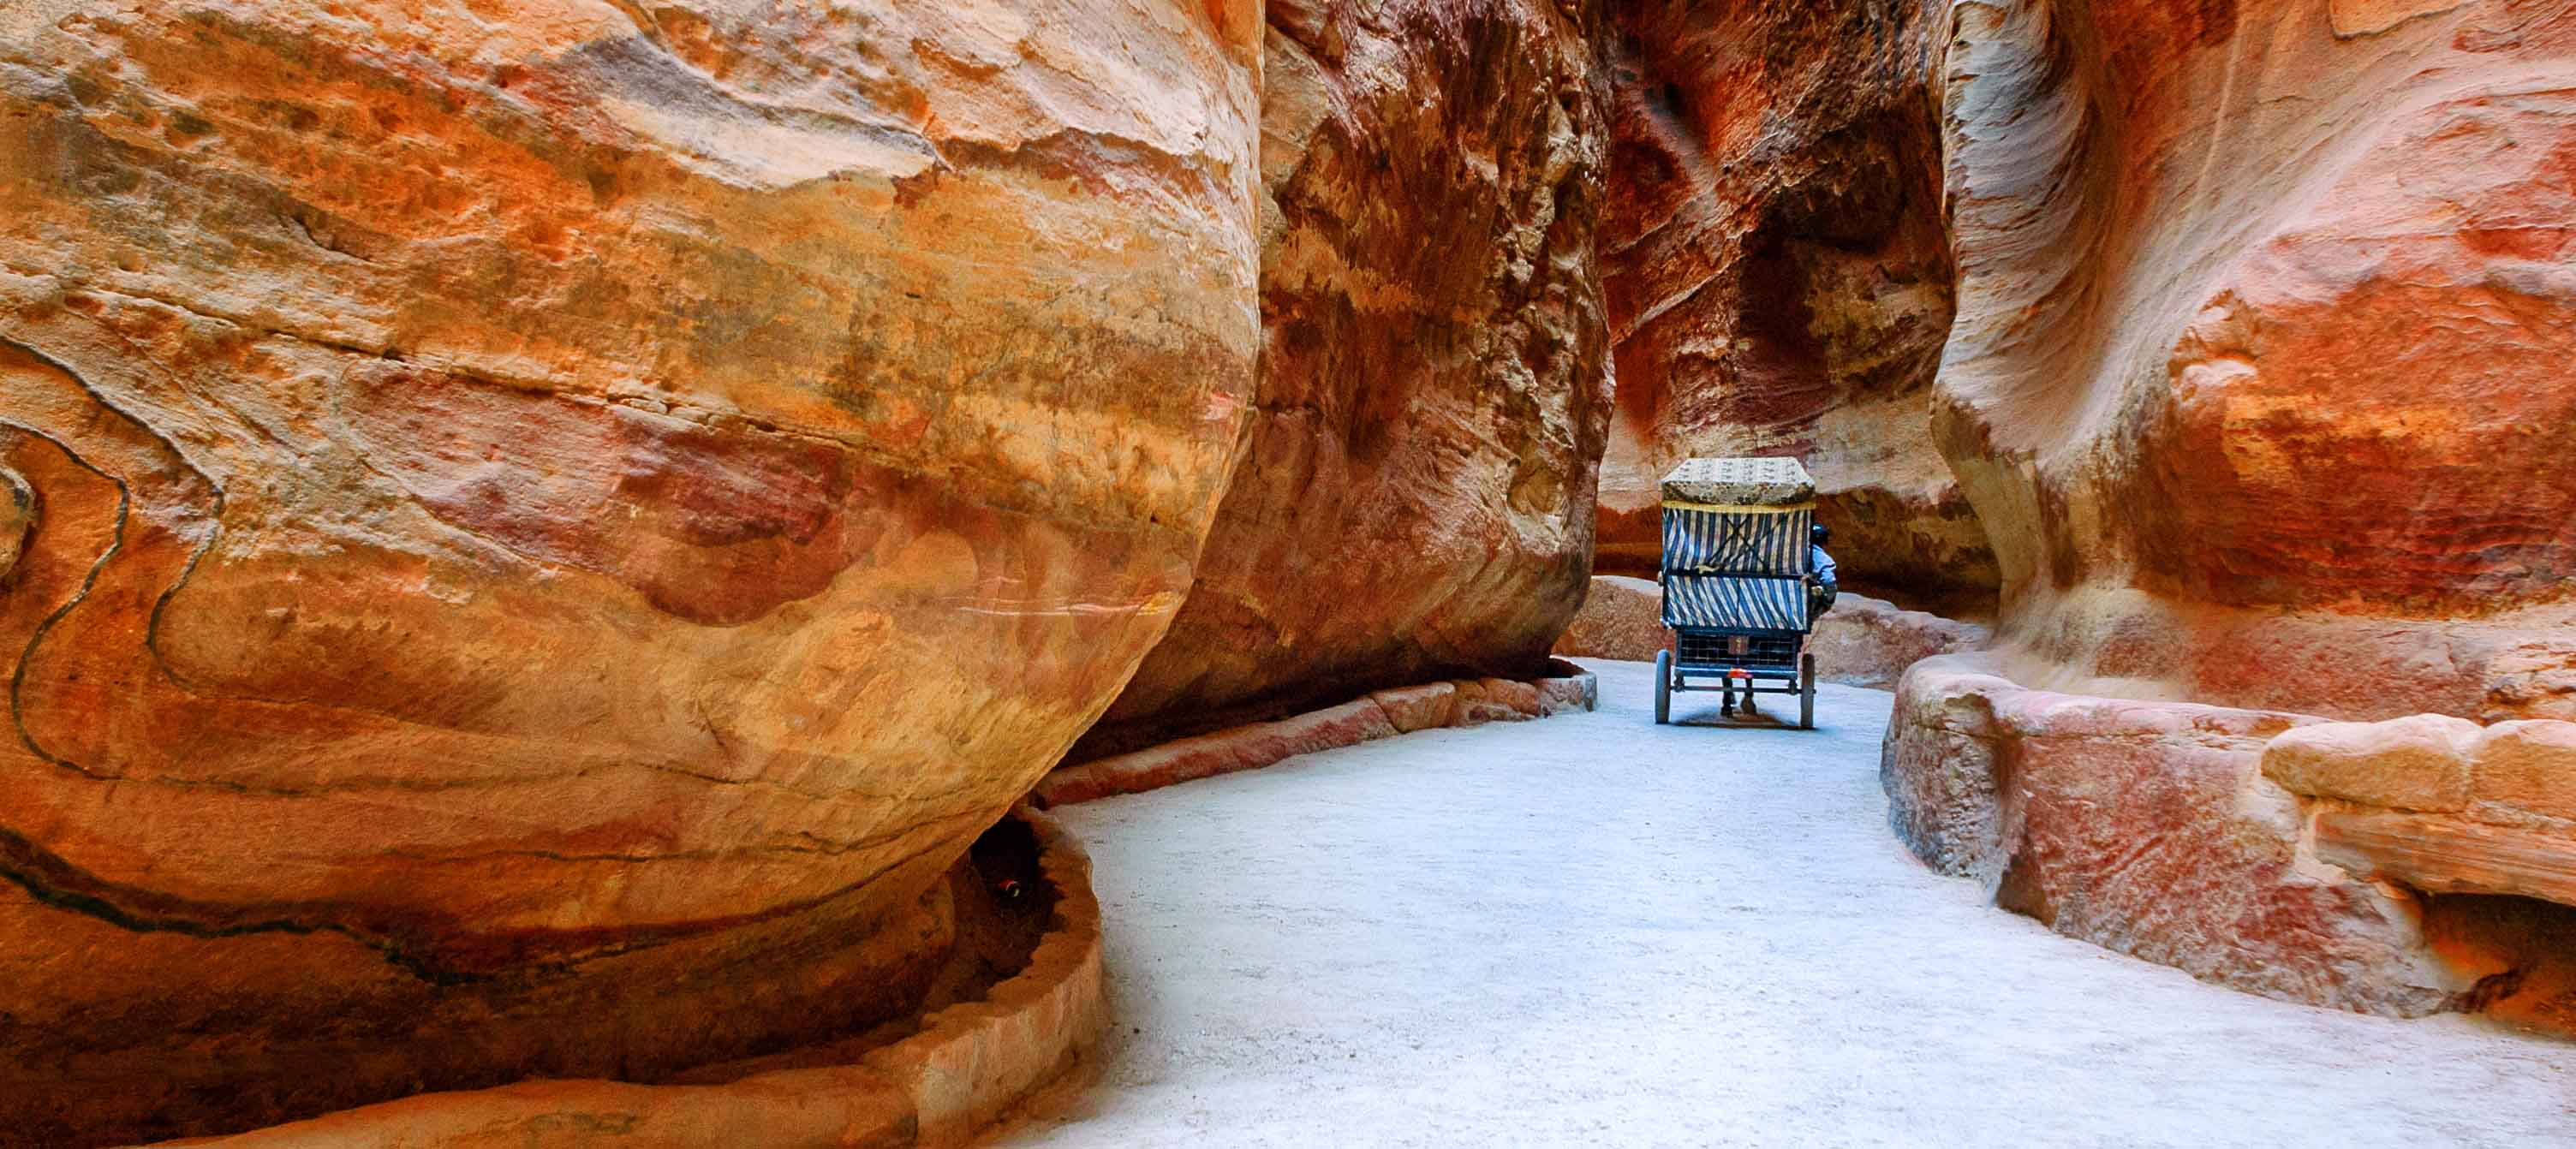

[1661,572,1810,632]
[1660,506,1812,577]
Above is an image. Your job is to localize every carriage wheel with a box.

[1653,650,1673,725]
[1798,652,1817,730]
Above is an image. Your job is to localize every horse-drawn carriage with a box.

[1652,457,1823,729]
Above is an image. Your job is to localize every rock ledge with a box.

[158,808,1108,1149]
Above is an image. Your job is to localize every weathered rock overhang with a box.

[153,807,1107,1149]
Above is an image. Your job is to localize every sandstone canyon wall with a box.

[1595,0,1995,606]
[1935,0,2576,723]
[1082,0,1614,751]
[0,2,1261,1143]
[3,0,2572,1138]
[1887,0,2576,1025]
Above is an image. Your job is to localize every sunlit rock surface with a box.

[0,2,1261,1142]
[1085,0,1613,748]
[1935,0,2576,722]
[2269,716,2576,911]
[1592,0,1991,603]
[1881,655,2466,1016]
[1886,0,2576,1021]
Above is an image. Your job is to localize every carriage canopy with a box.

[1658,457,1815,632]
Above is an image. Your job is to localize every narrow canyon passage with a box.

[1008,661,2576,1148]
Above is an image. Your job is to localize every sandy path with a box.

[1003,658,2576,1148]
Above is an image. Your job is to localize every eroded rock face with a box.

[1883,0,2576,1024]
[0,2,1260,1142]
[1937,0,2576,722]
[1881,655,2465,1015]
[1084,0,1613,747]
[1595,0,1992,603]
[2254,713,2576,1032]
[1552,574,1673,664]
[2266,715,2576,909]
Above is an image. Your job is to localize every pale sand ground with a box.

[1003,658,2576,1148]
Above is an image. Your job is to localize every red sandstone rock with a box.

[1040,699,1399,807]
[1038,664,1595,807]
[2258,712,2576,911]
[162,1075,914,1149]
[1934,0,2576,722]
[1552,574,1671,662]
[1369,682,1464,734]
[2263,716,2576,1036]
[1453,676,1548,724]
[2474,721,2576,824]
[2262,715,2483,814]
[2315,812,2576,911]
[1881,0,2576,1030]
[1593,0,1993,602]
[1892,659,2576,1023]
[1082,0,1614,750]
[1802,592,1992,690]
[1881,655,2462,1015]
[0,3,1259,1143]
[154,808,1108,1149]
[0,464,28,580]
[1530,663,1601,715]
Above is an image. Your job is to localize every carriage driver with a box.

[1807,523,1839,616]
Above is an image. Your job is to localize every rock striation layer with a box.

[1595,0,1991,603]
[1881,655,2465,1016]
[1888,657,2576,1029]
[152,807,1109,1149]
[2265,716,2576,913]
[1084,0,1614,749]
[0,3,1261,1143]
[1887,0,2576,1025]
[1041,664,1596,807]
[1935,0,2576,722]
